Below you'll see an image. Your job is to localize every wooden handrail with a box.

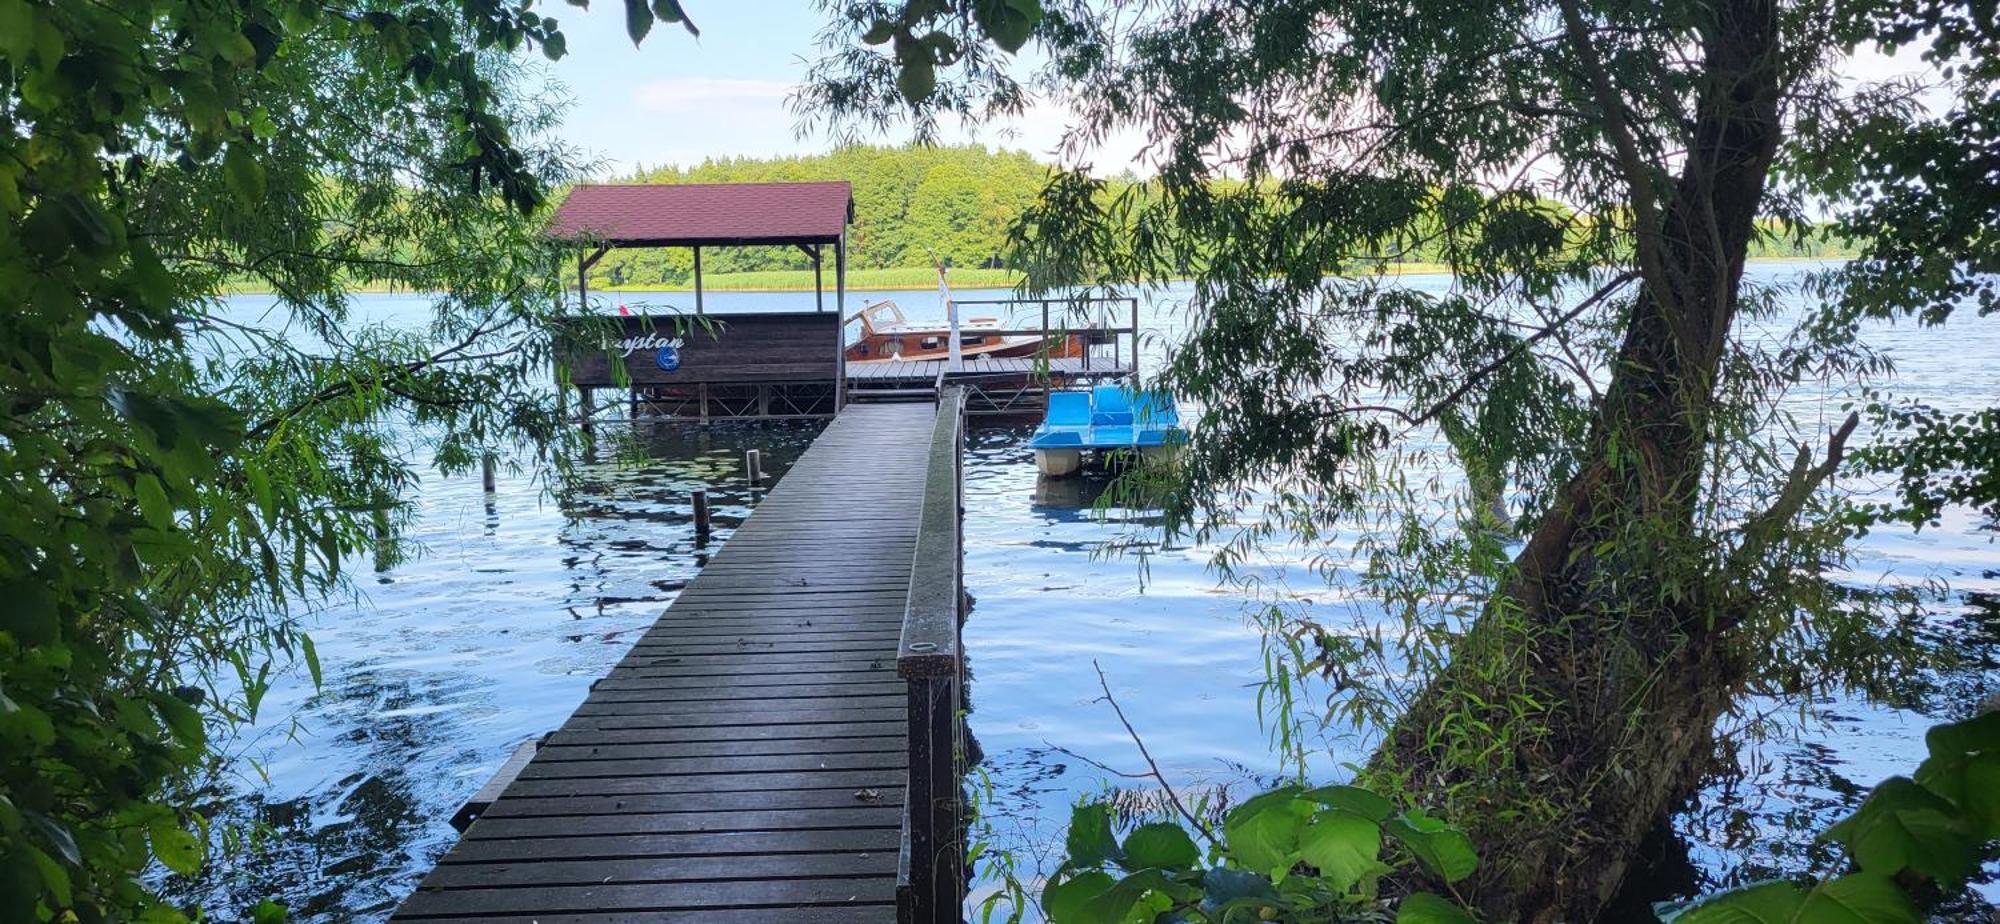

[897,386,967,677]
[897,386,968,924]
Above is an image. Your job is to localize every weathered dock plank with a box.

[392,401,938,923]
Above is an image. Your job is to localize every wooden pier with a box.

[393,393,968,922]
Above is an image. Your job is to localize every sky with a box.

[538,3,1140,177]
[537,3,1941,181]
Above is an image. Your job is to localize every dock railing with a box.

[952,296,1142,373]
[896,385,969,923]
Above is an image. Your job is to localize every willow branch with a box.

[1557,0,1674,302]
[1343,270,1638,426]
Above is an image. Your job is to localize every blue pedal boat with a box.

[1028,386,1188,477]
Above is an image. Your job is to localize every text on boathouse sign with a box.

[561,311,844,388]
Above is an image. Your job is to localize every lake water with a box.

[172,264,1997,919]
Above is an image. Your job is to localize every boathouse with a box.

[553,180,1141,419]
[553,180,856,417]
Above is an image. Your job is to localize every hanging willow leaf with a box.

[650,0,698,36]
[622,0,651,45]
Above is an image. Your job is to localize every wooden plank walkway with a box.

[393,401,941,923]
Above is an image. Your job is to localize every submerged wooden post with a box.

[691,489,711,543]
[745,449,762,485]
[481,456,497,492]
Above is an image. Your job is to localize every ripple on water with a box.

[174,277,1998,920]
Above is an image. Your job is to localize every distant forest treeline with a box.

[575,145,1856,291]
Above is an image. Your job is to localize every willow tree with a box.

[809,0,1996,920]
[0,0,695,918]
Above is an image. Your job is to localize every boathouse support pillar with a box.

[693,245,705,315]
[835,235,848,411]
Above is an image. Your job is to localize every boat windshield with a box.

[849,300,907,335]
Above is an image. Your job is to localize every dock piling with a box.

[691,488,711,542]
[745,448,763,485]
[481,456,496,492]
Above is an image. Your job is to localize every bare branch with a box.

[1092,660,1219,847]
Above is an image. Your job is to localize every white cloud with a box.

[631,78,793,114]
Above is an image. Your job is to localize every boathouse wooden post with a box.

[813,244,826,313]
[692,245,705,315]
[897,387,968,923]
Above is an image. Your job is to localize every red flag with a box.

[618,303,631,316]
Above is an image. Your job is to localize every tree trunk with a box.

[1371,4,1785,921]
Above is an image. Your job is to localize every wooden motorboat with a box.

[844,300,1087,363]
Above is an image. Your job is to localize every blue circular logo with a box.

[655,345,681,372]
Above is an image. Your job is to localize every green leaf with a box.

[973,0,1039,52]
[1043,870,1115,922]
[622,0,651,45]
[1913,711,2000,833]
[1397,892,1479,924]
[217,31,258,67]
[1298,810,1388,893]
[1302,784,1395,822]
[1120,822,1198,870]
[148,816,204,876]
[1659,880,1806,923]
[153,691,206,750]
[1222,786,1310,879]
[1066,802,1122,866]
[247,463,276,520]
[250,899,287,924]
[862,19,896,45]
[0,0,31,59]
[648,0,698,35]
[300,634,323,689]
[896,55,936,105]
[1384,810,1478,884]
[1198,866,1277,916]
[136,473,175,531]
[25,846,70,907]
[1821,776,1977,884]
[223,144,266,203]
[1795,872,1920,924]
[0,576,58,646]
[1076,870,1177,924]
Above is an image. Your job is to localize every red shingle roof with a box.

[548,181,853,246]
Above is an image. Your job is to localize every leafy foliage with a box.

[1039,787,1483,923]
[1657,711,2000,923]
[811,0,1998,920]
[0,0,694,919]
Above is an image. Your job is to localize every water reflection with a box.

[164,418,824,920]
